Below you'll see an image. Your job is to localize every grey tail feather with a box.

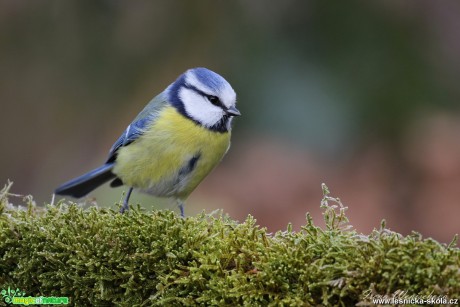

[55,163,116,198]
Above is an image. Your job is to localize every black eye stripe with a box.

[206,95,222,107]
[182,84,225,108]
[182,84,210,98]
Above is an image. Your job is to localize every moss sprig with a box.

[0,182,458,306]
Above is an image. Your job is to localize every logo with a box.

[1,287,69,305]
[1,287,26,304]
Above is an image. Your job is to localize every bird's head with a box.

[167,67,240,132]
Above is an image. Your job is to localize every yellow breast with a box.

[112,106,231,199]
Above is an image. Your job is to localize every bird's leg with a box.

[177,200,185,217]
[120,187,133,214]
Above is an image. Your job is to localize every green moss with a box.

[0,182,458,306]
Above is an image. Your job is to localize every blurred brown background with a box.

[1,1,459,243]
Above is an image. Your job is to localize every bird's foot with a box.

[119,187,133,214]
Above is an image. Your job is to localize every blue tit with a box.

[55,67,240,216]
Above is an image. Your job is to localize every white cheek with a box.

[179,88,224,127]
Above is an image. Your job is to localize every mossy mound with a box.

[0,182,458,306]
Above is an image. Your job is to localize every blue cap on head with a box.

[190,67,228,93]
[168,67,234,106]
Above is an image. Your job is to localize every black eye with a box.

[207,95,221,106]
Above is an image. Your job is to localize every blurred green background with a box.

[2,1,460,243]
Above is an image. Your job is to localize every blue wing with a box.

[55,92,169,197]
[106,116,152,163]
[106,92,169,163]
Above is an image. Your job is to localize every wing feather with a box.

[106,92,169,163]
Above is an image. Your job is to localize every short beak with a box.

[226,106,241,116]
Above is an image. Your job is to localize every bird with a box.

[55,67,240,216]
